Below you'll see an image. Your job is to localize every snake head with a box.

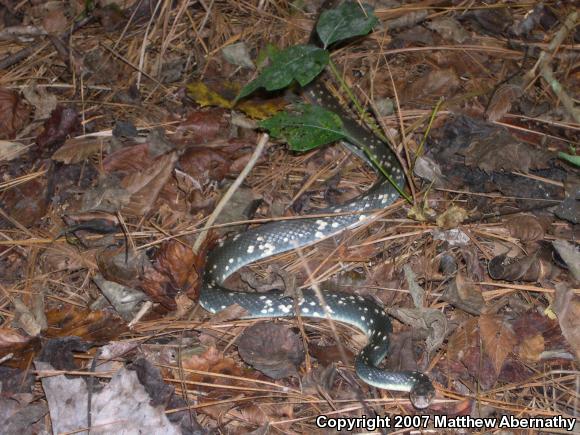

[409,373,435,409]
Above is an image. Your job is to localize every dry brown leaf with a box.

[478,314,517,375]
[52,136,110,164]
[518,333,544,362]
[506,215,546,242]
[36,106,80,149]
[0,87,30,139]
[553,284,580,360]
[45,307,127,342]
[442,273,485,315]
[42,8,68,34]
[0,327,33,350]
[436,205,469,228]
[237,322,305,379]
[402,68,460,103]
[463,134,550,173]
[120,151,177,216]
[485,83,523,122]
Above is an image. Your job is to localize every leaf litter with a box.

[0,0,578,433]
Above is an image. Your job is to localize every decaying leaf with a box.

[186,80,286,119]
[479,314,517,375]
[436,205,469,228]
[52,136,110,164]
[506,215,546,242]
[553,284,580,360]
[119,152,178,216]
[45,307,127,342]
[36,106,80,149]
[485,83,523,122]
[0,87,30,139]
[488,248,553,282]
[237,322,305,379]
[442,273,485,315]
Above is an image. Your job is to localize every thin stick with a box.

[192,133,269,254]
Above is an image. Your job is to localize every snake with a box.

[199,6,435,410]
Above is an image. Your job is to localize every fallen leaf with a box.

[479,314,517,375]
[42,8,68,34]
[485,83,523,122]
[506,215,546,242]
[237,322,305,379]
[0,87,30,139]
[36,106,80,149]
[553,284,580,360]
[0,140,28,161]
[45,307,127,342]
[52,136,110,164]
[443,273,485,315]
[120,152,177,216]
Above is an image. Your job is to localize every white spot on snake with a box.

[228,258,234,264]
[247,245,254,254]
[302,307,309,313]
[361,316,365,321]
[257,236,264,242]
[315,231,324,238]
[259,296,266,300]
[309,301,316,306]
[331,222,339,228]
[279,304,291,313]
[260,309,267,314]
[316,220,327,230]
[283,237,288,242]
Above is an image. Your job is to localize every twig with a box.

[524,11,579,123]
[192,133,269,254]
[0,15,93,70]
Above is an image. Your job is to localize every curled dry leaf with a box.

[36,106,80,149]
[488,249,553,282]
[97,245,146,290]
[0,87,30,139]
[140,236,213,310]
[506,215,546,242]
[485,83,523,122]
[237,322,305,380]
[479,314,517,375]
[52,136,110,164]
[442,273,485,315]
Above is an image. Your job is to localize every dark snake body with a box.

[200,79,435,407]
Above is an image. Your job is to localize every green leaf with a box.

[559,152,580,167]
[316,2,378,49]
[237,45,329,101]
[260,104,346,151]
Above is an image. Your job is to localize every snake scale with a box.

[200,4,435,410]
